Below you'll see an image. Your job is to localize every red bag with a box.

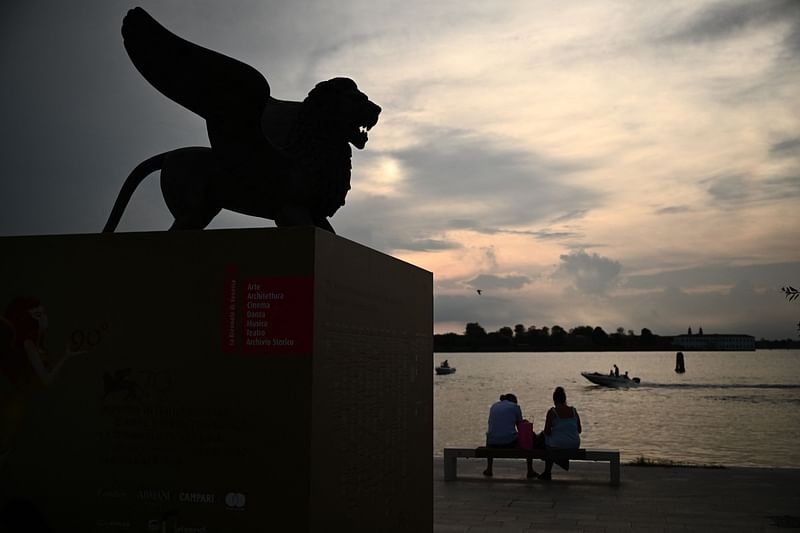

[517,420,534,450]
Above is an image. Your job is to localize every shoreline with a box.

[433,457,800,531]
[434,346,800,353]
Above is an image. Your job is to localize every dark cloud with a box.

[555,250,622,294]
[550,209,588,224]
[705,175,750,203]
[655,205,691,215]
[659,0,800,46]
[470,227,582,240]
[483,247,498,269]
[784,16,800,56]
[704,174,800,205]
[466,274,531,291]
[762,176,800,200]
[388,238,462,252]
[770,137,800,159]
[654,0,800,96]
[529,230,581,240]
[393,127,596,223]
[625,261,800,290]
[447,219,478,229]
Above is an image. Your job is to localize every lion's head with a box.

[304,77,381,149]
[254,77,380,219]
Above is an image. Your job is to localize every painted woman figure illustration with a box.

[0,297,87,463]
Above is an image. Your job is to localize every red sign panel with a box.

[222,270,313,354]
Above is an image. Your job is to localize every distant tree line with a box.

[434,322,800,352]
[755,338,800,349]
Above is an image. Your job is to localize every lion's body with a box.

[103,137,350,232]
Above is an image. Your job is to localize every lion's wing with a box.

[122,7,270,124]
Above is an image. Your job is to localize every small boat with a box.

[435,365,456,375]
[581,371,640,388]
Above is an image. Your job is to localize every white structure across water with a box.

[671,333,755,351]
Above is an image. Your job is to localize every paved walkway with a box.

[433,457,800,532]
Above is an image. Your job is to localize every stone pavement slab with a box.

[433,456,800,532]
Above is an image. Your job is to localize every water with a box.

[433,350,800,468]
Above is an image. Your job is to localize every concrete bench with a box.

[443,447,620,486]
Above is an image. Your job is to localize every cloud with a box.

[394,127,590,208]
[334,127,600,252]
[447,219,478,230]
[704,174,800,205]
[550,209,589,224]
[705,175,750,204]
[530,230,582,240]
[655,205,692,215]
[658,0,800,48]
[770,137,800,159]
[555,250,622,294]
[434,293,536,330]
[616,281,798,339]
[389,238,461,252]
[762,176,800,200]
[470,227,583,240]
[466,274,531,291]
[625,262,800,291]
[483,246,498,269]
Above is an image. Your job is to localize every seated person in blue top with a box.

[483,393,536,478]
[538,386,581,480]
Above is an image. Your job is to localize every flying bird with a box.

[476,289,482,295]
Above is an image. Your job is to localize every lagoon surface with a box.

[433,350,800,467]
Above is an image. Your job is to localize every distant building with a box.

[671,333,755,351]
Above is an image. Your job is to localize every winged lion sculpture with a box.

[103,7,381,233]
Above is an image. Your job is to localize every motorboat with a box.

[581,371,640,388]
[435,365,456,375]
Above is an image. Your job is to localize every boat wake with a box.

[638,382,800,390]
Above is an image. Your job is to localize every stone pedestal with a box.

[0,227,432,532]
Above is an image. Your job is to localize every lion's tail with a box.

[102,152,168,233]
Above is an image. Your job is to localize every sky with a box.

[1,1,799,340]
